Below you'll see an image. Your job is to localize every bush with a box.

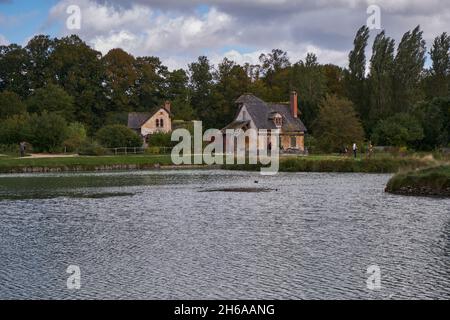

[372,113,424,147]
[78,139,108,156]
[96,125,142,148]
[147,132,174,148]
[64,122,88,152]
[27,112,69,153]
[145,146,161,155]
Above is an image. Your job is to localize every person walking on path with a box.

[352,143,358,159]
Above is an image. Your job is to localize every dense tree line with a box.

[0,26,449,153]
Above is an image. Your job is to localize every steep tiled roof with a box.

[127,106,172,129]
[234,94,307,132]
[128,112,152,129]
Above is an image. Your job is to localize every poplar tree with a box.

[368,31,395,128]
[393,26,426,113]
[346,26,370,127]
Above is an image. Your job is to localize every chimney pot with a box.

[290,91,298,118]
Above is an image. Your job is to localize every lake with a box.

[0,170,449,299]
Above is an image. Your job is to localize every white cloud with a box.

[0,34,9,46]
[44,0,450,70]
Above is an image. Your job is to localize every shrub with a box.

[145,146,161,155]
[78,139,108,156]
[147,132,174,148]
[64,122,88,152]
[27,112,69,153]
[96,125,142,148]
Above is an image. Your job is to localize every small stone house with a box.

[223,92,307,152]
[128,101,172,144]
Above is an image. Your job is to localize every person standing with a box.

[353,143,358,159]
[19,142,26,157]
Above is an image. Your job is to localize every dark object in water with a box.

[200,187,272,193]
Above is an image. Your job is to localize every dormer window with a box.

[274,115,282,127]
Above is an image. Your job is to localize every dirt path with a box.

[24,154,79,159]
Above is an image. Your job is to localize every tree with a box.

[259,49,291,101]
[27,111,69,152]
[393,26,426,113]
[25,35,55,91]
[26,84,75,121]
[103,48,138,113]
[64,122,88,152]
[134,56,168,111]
[0,44,30,96]
[426,33,450,98]
[290,53,327,128]
[0,91,27,119]
[49,35,107,130]
[96,125,142,148]
[346,26,370,125]
[213,58,251,126]
[166,69,195,120]
[0,114,31,146]
[313,95,365,153]
[189,56,215,127]
[413,98,450,149]
[322,64,346,97]
[372,113,424,147]
[368,31,395,128]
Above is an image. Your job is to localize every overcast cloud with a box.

[39,0,450,69]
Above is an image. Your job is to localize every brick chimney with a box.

[164,101,171,113]
[290,91,298,118]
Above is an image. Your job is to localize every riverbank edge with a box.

[385,165,450,197]
[0,156,436,174]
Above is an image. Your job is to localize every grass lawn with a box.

[0,154,174,173]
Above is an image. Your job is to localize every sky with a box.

[0,0,449,70]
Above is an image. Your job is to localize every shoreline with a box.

[385,165,450,198]
[0,154,438,175]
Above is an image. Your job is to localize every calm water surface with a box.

[0,170,449,299]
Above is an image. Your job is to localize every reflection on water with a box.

[0,170,449,299]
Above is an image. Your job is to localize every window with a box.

[290,136,297,148]
[274,116,282,127]
[160,119,164,127]
[156,119,160,127]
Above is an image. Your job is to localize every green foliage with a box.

[372,113,424,147]
[313,95,365,153]
[0,91,26,119]
[393,26,426,113]
[96,125,142,148]
[346,26,370,123]
[64,122,88,152]
[413,98,450,149]
[368,31,395,129]
[290,53,327,127]
[26,112,69,152]
[386,165,450,197]
[147,132,173,148]
[0,113,32,145]
[78,139,108,156]
[26,84,75,121]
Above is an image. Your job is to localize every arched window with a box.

[156,119,160,127]
[160,119,164,127]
